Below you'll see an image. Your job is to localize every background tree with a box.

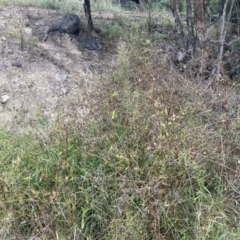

[169,0,240,79]
[169,0,208,53]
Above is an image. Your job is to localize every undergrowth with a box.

[0,2,240,240]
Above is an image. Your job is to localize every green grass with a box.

[0,1,240,239]
[0,0,80,13]
[0,0,59,9]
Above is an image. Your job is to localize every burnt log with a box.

[83,0,94,30]
[43,14,80,42]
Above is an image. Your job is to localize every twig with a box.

[228,37,240,46]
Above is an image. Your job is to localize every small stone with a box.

[62,88,68,94]
[7,49,14,54]
[18,82,27,88]
[35,21,44,27]
[1,95,9,104]
[1,37,7,41]
[12,61,22,67]
[23,27,32,42]
[55,73,67,82]
[2,13,11,18]
[24,27,32,35]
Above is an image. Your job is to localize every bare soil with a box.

[0,6,114,135]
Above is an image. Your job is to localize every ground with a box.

[0,6,114,135]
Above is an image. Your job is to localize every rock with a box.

[18,82,27,88]
[44,14,80,42]
[35,22,45,27]
[84,61,93,74]
[1,95,9,104]
[1,12,11,18]
[55,73,67,82]
[23,27,32,42]
[81,37,98,50]
[7,49,14,54]
[12,61,22,67]
[61,87,68,94]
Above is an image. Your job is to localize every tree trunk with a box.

[186,0,197,52]
[170,0,209,52]
[194,0,207,45]
[214,0,231,77]
[169,0,187,50]
[83,0,93,30]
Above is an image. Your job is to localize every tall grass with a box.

[0,2,240,239]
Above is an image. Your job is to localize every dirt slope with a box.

[0,6,112,135]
